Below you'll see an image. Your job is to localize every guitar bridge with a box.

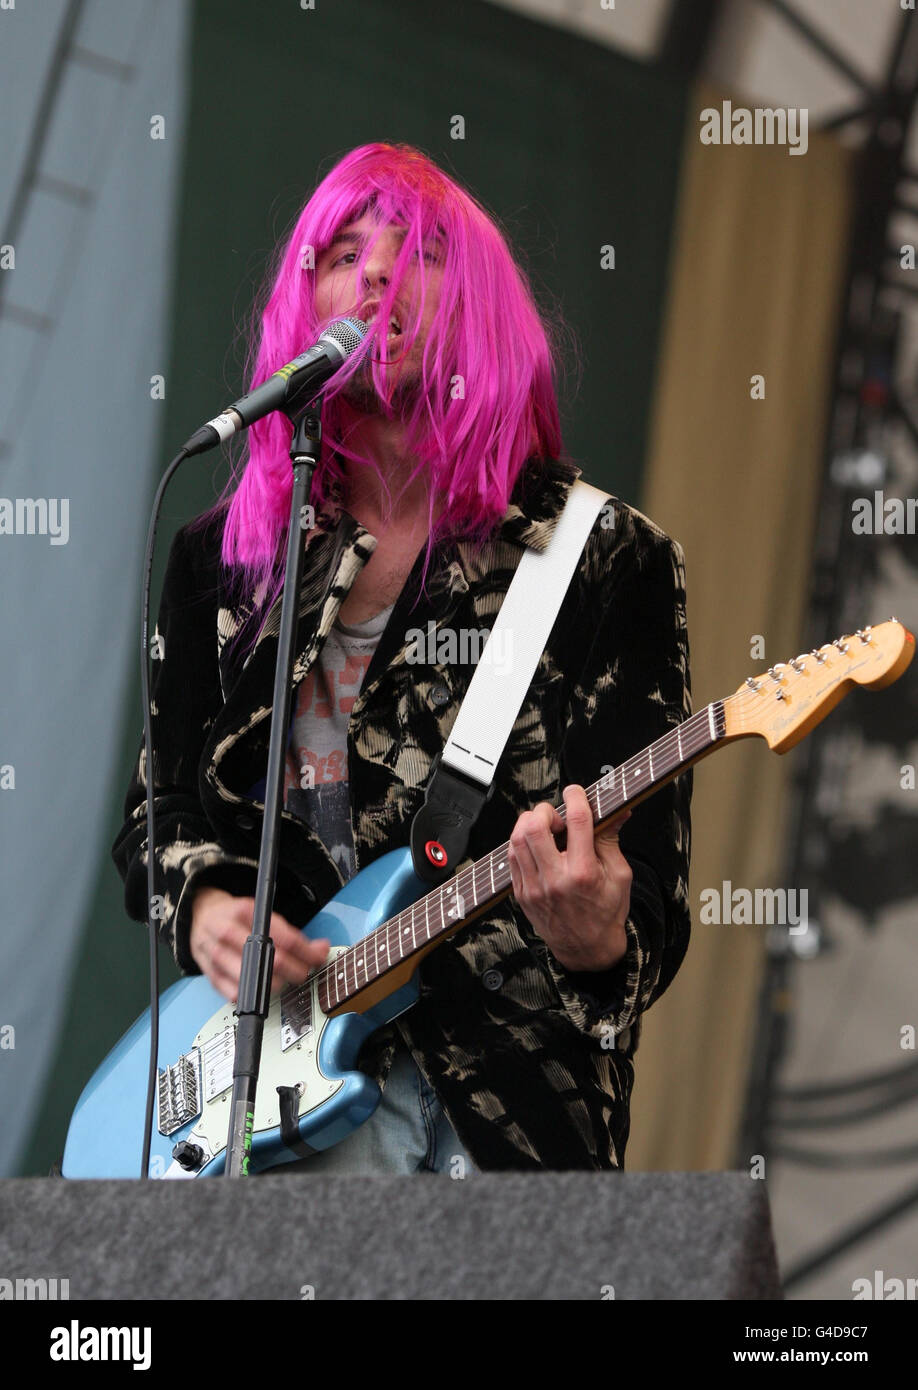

[157,1049,202,1136]
[280,985,313,1052]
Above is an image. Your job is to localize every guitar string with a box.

[290,652,848,1011]
[304,689,755,1008]
[297,694,732,1009]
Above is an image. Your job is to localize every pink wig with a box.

[199,142,566,626]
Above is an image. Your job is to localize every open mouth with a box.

[379,320,408,361]
[362,308,403,343]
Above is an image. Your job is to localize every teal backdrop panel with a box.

[23,0,687,1174]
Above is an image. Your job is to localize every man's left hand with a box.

[508,784,632,972]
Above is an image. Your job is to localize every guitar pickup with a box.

[157,1049,203,1136]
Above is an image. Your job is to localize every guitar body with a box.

[62,849,430,1179]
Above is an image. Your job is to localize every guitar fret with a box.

[329,702,726,1008]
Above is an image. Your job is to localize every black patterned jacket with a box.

[112,456,692,1170]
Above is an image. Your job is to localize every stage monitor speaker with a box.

[0,1171,781,1300]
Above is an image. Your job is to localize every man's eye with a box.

[334,251,358,266]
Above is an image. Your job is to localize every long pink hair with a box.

[196,143,567,633]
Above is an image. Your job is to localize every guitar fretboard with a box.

[310,701,724,1014]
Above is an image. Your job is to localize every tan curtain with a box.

[628,80,854,1170]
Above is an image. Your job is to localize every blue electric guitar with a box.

[62,621,913,1178]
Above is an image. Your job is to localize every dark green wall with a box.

[24,0,687,1174]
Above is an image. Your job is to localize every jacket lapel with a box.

[208,456,584,804]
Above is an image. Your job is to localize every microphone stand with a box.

[224,397,323,1177]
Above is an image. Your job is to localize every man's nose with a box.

[362,258,389,290]
[361,235,398,289]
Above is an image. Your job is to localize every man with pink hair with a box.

[114,143,692,1172]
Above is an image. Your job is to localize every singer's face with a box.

[313,213,445,411]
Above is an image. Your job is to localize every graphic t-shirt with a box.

[283,601,395,883]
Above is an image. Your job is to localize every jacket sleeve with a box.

[111,522,261,975]
[515,512,693,1047]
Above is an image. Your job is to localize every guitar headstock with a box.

[722,619,915,752]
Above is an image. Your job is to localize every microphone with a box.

[181,316,368,457]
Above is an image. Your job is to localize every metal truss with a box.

[735,0,918,1293]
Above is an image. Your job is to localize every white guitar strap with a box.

[409,478,612,882]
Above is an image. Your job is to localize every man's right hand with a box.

[189,886,330,1003]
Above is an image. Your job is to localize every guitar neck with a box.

[316,701,725,1015]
